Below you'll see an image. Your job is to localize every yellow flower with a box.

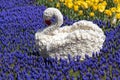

[74,1,81,5]
[102,1,107,6]
[90,0,94,2]
[74,5,79,12]
[89,12,95,17]
[65,0,72,3]
[56,3,60,8]
[68,3,73,8]
[86,1,93,7]
[104,10,112,17]
[98,4,106,12]
[79,10,83,15]
[116,4,120,12]
[93,0,99,5]
[81,2,88,9]
[74,1,77,5]
[59,0,64,2]
[110,7,116,13]
[113,0,120,4]
[113,0,117,4]
[99,0,103,2]
[94,0,99,3]
[116,13,120,19]
[64,0,73,8]
[65,2,73,9]
[92,5,98,11]
[116,8,120,13]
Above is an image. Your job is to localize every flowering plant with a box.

[0,0,120,79]
[37,0,120,25]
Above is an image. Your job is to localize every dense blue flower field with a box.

[0,0,120,80]
[0,0,34,11]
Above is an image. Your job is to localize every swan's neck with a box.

[42,9,63,35]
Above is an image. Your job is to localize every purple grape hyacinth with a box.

[0,0,35,11]
[0,5,76,54]
[0,0,120,79]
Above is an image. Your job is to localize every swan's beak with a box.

[45,20,51,26]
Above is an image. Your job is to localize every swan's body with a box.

[35,8,106,60]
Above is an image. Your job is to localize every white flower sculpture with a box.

[35,8,106,60]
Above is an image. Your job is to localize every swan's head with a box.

[43,8,63,26]
[43,8,54,26]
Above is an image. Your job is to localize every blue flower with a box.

[0,0,120,79]
[0,0,35,11]
[112,77,117,80]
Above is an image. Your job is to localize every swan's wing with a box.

[47,30,104,58]
[71,20,103,33]
[53,20,103,35]
[66,29,104,43]
[65,30,105,57]
[49,20,105,52]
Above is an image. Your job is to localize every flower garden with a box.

[0,0,120,80]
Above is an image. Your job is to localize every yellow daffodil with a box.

[104,10,112,17]
[92,5,98,11]
[116,8,120,13]
[99,0,103,2]
[113,0,120,4]
[74,5,79,12]
[110,7,116,13]
[74,1,81,6]
[98,3,106,12]
[94,0,99,4]
[94,0,99,3]
[64,0,73,8]
[64,2,73,9]
[74,1,77,5]
[79,10,83,15]
[89,0,94,2]
[68,3,73,8]
[86,1,93,7]
[116,4,120,12]
[81,2,88,9]
[65,0,72,3]
[113,0,117,4]
[102,1,107,6]
[116,13,120,19]
[56,3,60,8]
[90,12,95,17]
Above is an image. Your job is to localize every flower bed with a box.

[37,0,120,25]
[0,0,120,80]
[0,0,35,11]
[0,5,76,54]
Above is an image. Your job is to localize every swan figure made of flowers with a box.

[35,8,106,60]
